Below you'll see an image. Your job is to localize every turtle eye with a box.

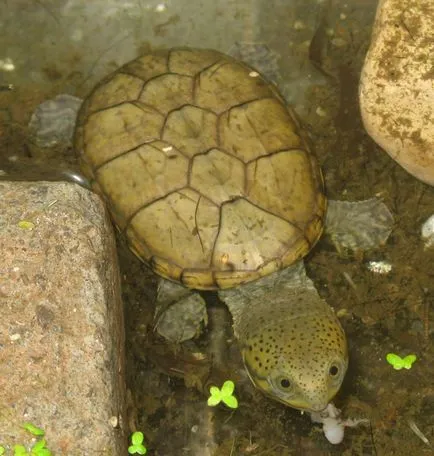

[329,364,339,377]
[273,376,294,394]
[280,378,291,389]
[328,360,346,386]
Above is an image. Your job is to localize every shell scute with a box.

[219,98,303,163]
[162,105,218,159]
[138,73,194,115]
[190,149,245,205]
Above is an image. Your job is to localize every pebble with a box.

[421,214,434,248]
[331,37,347,47]
[366,260,392,274]
[293,20,305,30]
[315,106,327,117]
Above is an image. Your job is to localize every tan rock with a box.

[0,182,126,454]
[359,0,434,186]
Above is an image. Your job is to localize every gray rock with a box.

[0,181,126,454]
[28,94,82,147]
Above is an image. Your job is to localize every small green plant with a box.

[128,431,147,455]
[21,424,44,438]
[0,423,51,456]
[17,220,35,230]
[207,380,239,409]
[386,353,417,370]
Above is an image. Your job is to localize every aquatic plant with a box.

[0,423,51,456]
[207,380,239,409]
[21,424,44,438]
[128,431,147,455]
[13,439,51,456]
[386,353,417,370]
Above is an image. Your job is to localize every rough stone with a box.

[0,181,126,454]
[359,0,434,186]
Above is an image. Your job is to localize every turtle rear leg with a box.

[154,280,233,368]
[154,279,207,343]
[154,279,236,390]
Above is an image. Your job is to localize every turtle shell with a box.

[74,48,326,290]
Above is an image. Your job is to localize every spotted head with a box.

[241,309,348,412]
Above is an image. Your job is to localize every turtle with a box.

[73,47,394,413]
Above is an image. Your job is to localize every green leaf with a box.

[223,395,239,409]
[32,449,52,456]
[386,353,404,369]
[386,353,417,370]
[22,423,45,437]
[32,440,46,451]
[128,444,147,455]
[208,381,239,408]
[13,445,28,455]
[402,354,417,369]
[207,395,221,406]
[131,432,144,446]
[221,381,235,396]
[209,386,220,397]
[0,446,5,455]
[18,220,35,230]
[208,385,222,406]
[128,432,147,455]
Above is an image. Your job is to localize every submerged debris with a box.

[407,419,431,448]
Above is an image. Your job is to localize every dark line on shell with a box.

[85,98,133,117]
[219,95,276,117]
[136,73,194,115]
[194,196,205,254]
[210,202,224,270]
[165,103,218,122]
[191,57,223,103]
[245,147,305,165]
[122,186,187,236]
[223,196,306,236]
[93,139,159,173]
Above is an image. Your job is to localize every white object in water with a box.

[421,214,434,249]
[366,260,392,275]
[310,403,369,444]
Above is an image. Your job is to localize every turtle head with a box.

[241,312,348,412]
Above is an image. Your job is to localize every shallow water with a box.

[1,1,433,455]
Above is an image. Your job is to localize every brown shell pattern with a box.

[74,48,326,290]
